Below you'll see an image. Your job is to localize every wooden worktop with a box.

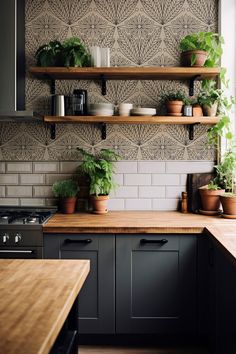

[43,211,236,261]
[0,259,90,354]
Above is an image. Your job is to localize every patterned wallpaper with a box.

[0,0,218,161]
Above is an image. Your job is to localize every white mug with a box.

[119,103,133,116]
[100,47,110,67]
[90,46,101,67]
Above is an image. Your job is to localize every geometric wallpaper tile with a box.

[0,0,218,161]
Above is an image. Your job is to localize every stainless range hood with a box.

[0,0,40,121]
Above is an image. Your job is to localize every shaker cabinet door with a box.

[116,234,197,334]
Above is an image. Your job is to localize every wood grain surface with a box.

[0,259,90,354]
[29,66,220,81]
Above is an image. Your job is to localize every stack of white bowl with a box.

[89,103,114,116]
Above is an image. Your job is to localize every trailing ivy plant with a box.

[179,32,224,67]
[77,149,121,196]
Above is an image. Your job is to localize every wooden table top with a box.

[43,211,236,261]
[0,259,90,354]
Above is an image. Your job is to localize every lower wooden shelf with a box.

[44,115,219,125]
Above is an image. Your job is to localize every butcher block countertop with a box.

[0,259,90,354]
[43,211,236,261]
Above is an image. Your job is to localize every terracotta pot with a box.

[203,102,218,117]
[192,104,203,117]
[59,197,77,214]
[181,50,208,67]
[199,188,225,211]
[91,195,109,214]
[166,100,183,116]
[220,195,236,215]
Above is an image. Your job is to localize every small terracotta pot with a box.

[91,195,109,214]
[203,102,218,117]
[199,188,225,211]
[192,104,203,117]
[59,197,77,214]
[181,50,208,67]
[220,195,236,215]
[166,100,183,116]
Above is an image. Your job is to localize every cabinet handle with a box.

[64,238,92,244]
[140,239,168,245]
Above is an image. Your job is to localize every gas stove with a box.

[0,206,57,259]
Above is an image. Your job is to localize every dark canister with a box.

[73,89,87,115]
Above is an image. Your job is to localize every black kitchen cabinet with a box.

[116,234,197,334]
[44,234,115,334]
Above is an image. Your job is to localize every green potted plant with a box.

[35,37,91,67]
[180,31,223,67]
[161,91,186,116]
[198,80,222,116]
[52,179,79,214]
[35,40,63,67]
[77,148,121,214]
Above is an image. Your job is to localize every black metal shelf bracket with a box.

[50,79,56,95]
[189,75,200,96]
[50,123,56,140]
[188,123,200,140]
[101,75,107,96]
[101,123,107,140]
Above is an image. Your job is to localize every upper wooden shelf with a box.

[29,66,221,81]
[44,115,219,125]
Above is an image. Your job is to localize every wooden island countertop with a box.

[0,259,90,354]
[43,211,236,261]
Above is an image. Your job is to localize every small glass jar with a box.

[184,105,193,117]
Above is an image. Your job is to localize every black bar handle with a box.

[140,239,168,245]
[64,239,92,244]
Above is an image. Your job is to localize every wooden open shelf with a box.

[30,66,220,81]
[44,115,219,125]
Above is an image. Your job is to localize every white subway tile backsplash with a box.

[166,161,214,173]
[33,162,59,173]
[0,198,19,206]
[6,162,32,173]
[124,174,151,186]
[108,198,125,210]
[33,186,53,198]
[152,198,180,210]
[20,198,45,206]
[113,174,124,185]
[45,198,58,207]
[166,186,186,199]
[180,174,187,186]
[125,199,152,210]
[0,186,5,197]
[139,186,165,198]
[7,186,32,197]
[111,186,138,198]
[115,161,137,173]
[45,174,72,185]
[59,162,78,173]
[0,174,18,185]
[138,161,165,173]
[20,174,45,185]
[152,174,180,186]
[0,163,5,173]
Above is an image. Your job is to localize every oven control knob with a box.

[15,234,22,243]
[2,234,9,243]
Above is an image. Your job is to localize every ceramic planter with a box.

[59,197,77,214]
[203,102,218,117]
[199,188,225,211]
[166,100,183,116]
[220,195,236,216]
[91,195,109,214]
[192,104,203,117]
[181,50,208,67]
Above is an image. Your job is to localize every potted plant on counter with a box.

[52,179,79,214]
[161,91,186,116]
[77,148,121,214]
[179,31,223,67]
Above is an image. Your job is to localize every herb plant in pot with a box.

[77,148,121,214]
[180,32,223,67]
[161,91,186,116]
[52,179,79,214]
[198,80,221,116]
[199,181,225,214]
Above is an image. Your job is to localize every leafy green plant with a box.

[212,149,236,192]
[35,40,63,67]
[77,149,121,196]
[61,37,91,67]
[52,179,79,198]
[161,90,186,103]
[180,32,224,67]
